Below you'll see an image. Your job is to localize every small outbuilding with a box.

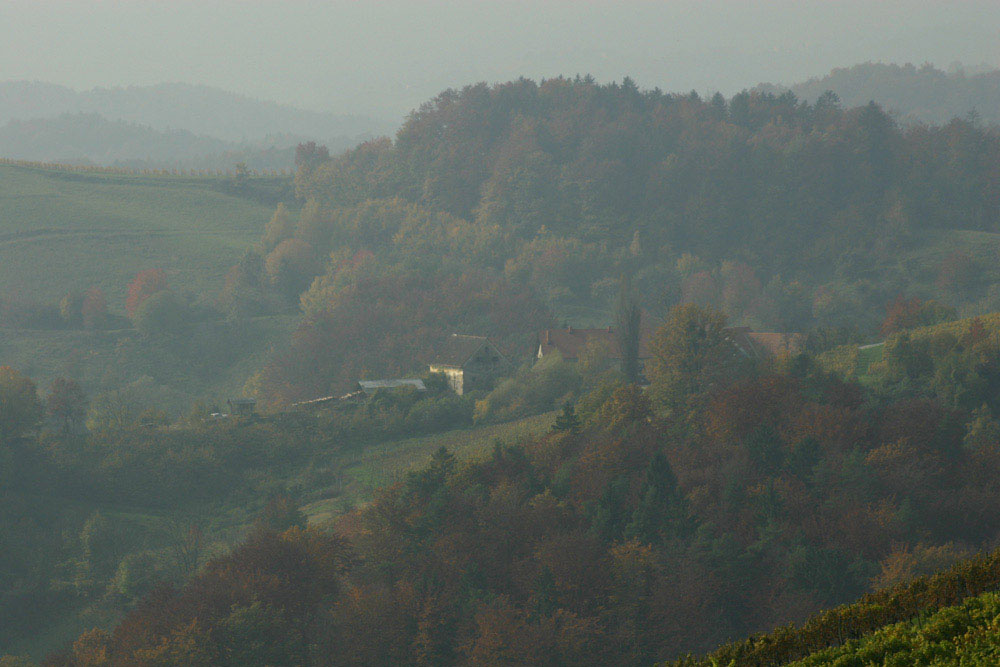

[227,398,257,416]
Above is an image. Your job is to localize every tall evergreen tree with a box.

[552,402,581,435]
[625,451,680,544]
[616,274,642,384]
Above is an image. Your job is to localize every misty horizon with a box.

[3,0,1000,120]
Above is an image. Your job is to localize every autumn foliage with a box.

[125,268,168,317]
[880,295,955,336]
[49,320,1000,663]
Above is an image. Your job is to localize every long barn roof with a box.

[431,334,494,367]
[537,327,654,360]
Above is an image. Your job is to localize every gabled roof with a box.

[358,379,427,394]
[725,327,804,359]
[430,334,501,368]
[537,327,654,361]
[748,332,805,357]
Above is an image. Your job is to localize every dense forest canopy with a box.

[236,77,1000,404]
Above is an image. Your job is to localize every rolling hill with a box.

[0,114,232,166]
[0,81,386,143]
[0,163,272,304]
[789,593,1000,666]
[0,163,297,409]
[667,547,1000,667]
[761,62,1000,126]
[0,81,393,168]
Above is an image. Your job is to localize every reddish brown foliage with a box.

[125,268,167,316]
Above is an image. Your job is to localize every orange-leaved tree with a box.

[125,269,168,317]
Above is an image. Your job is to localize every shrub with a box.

[474,354,580,424]
[132,291,190,336]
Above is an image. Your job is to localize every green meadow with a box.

[0,164,294,407]
[0,164,273,307]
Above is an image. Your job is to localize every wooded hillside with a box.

[42,307,1000,665]
[238,77,1000,403]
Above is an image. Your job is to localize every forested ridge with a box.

[225,76,1000,405]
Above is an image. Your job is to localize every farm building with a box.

[227,398,257,416]
[536,326,654,363]
[429,334,508,395]
[291,379,427,409]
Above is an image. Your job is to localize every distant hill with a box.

[0,80,388,143]
[760,62,1000,125]
[0,113,305,170]
[0,113,228,166]
[0,81,392,168]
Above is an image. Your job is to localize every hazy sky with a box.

[2,0,1000,121]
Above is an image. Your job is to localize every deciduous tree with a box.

[126,268,168,317]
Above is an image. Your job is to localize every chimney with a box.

[544,330,550,345]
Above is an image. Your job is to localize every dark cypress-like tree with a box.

[616,274,642,384]
[625,451,680,544]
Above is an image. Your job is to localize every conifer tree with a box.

[552,402,581,435]
[625,452,680,545]
[615,274,642,384]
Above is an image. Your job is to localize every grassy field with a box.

[0,164,275,307]
[0,164,296,408]
[0,314,300,412]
